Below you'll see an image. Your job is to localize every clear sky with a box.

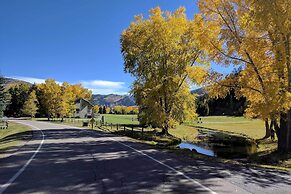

[0,0,232,94]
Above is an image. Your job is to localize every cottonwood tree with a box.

[37,80,92,119]
[249,0,291,151]
[37,79,62,119]
[58,82,76,120]
[121,7,208,134]
[70,84,92,101]
[22,90,38,118]
[195,0,290,150]
[93,105,99,114]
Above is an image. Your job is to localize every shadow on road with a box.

[1,127,291,193]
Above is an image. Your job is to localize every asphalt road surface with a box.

[0,120,291,194]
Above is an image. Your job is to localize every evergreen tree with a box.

[98,106,103,114]
[103,106,107,114]
[0,77,9,118]
[5,83,30,117]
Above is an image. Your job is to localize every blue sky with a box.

[0,0,232,94]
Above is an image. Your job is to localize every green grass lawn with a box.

[37,115,265,140]
[0,121,32,154]
[45,115,265,140]
[100,114,139,125]
[190,116,265,139]
[35,114,139,126]
[169,125,199,142]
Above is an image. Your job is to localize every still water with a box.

[178,142,215,157]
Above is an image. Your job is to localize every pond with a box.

[177,129,257,159]
[178,142,215,157]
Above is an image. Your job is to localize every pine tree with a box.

[98,106,103,114]
[0,77,9,118]
[103,106,107,114]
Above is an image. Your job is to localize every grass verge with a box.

[0,121,32,156]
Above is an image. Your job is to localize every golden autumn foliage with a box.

[21,90,38,118]
[37,79,62,118]
[121,7,206,134]
[59,82,76,118]
[37,79,92,118]
[195,0,290,120]
[93,105,99,114]
[112,106,138,114]
[195,0,291,149]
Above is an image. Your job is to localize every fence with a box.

[100,122,146,136]
[61,118,146,136]
[0,120,8,129]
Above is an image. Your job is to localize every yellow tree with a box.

[195,0,290,150]
[113,106,122,114]
[93,105,99,114]
[59,82,76,119]
[106,107,111,114]
[195,0,285,137]
[121,7,207,134]
[131,106,139,114]
[22,90,38,118]
[37,79,61,119]
[248,0,291,150]
[71,84,92,100]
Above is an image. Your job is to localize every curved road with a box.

[0,120,290,194]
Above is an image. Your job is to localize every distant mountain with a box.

[3,77,32,88]
[92,94,135,107]
[191,87,206,95]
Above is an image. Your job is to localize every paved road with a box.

[0,120,290,194]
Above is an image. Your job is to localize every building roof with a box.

[76,98,94,107]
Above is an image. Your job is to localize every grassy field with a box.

[97,115,272,153]
[191,116,265,139]
[169,125,199,142]
[39,115,265,140]
[36,114,139,126]
[100,114,139,125]
[43,115,265,140]
[0,121,32,153]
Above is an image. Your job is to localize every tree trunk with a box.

[286,33,291,152]
[161,127,169,135]
[263,118,271,139]
[161,118,170,135]
[274,119,280,137]
[277,112,289,152]
[287,110,291,151]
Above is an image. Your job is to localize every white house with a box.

[74,98,94,118]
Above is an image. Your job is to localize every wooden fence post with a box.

[142,127,144,138]
[111,123,112,129]
[124,125,125,131]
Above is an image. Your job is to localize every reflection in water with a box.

[178,142,215,157]
[177,130,257,159]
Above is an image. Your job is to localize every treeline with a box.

[93,105,138,115]
[196,89,247,116]
[4,79,91,118]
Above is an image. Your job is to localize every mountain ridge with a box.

[91,94,135,106]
